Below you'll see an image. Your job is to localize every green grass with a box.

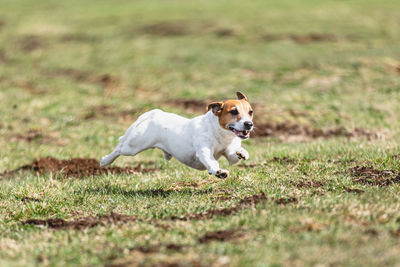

[1,0,400,266]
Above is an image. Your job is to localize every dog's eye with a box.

[230,109,239,115]
[249,110,253,116]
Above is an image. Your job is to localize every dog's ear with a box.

[236,91,248,101]
[207,102,224,115]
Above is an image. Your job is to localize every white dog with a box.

[100,92,254,178]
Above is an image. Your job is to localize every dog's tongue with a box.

[232,129,241,135]
[232,129,249,137]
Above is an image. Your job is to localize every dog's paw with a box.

[236,149,249,160]
[216,169,229,179]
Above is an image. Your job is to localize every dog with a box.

[100,92,254,178]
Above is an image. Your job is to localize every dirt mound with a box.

[253,121,381,141]
[262,33,338,44]
[2,157,156,178]
[163,99,208,114]
[140,22,189,36]
[349,166,400,186]
[198,229,244,243]
[23,212,137,230]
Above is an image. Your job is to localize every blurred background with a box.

[0,0,399,161]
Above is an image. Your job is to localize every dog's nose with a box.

[244,121,253,130]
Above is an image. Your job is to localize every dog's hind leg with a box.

[100,110,162,167]
[100,142,123,167]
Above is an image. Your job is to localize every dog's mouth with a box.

[229,127,250,139]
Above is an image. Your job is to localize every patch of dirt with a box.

[391,229,400,238]
[0,51,9,63]
[23,212,138,230]
[0,20,5,31]
[59,33,98,43]
[293,180,325,189]
[8,129,65,145]
[364,228,379,237]
[289,220,328,233]
[163,99,209,114]
[269,156,298,164]
[44,68,125,92]
[140,22,189,36]
[274,197,298,205]
[170,192,295,220]
[19,35,47,51]
[349,166,400,186]
[170,192,267,220]
[214,28,236,37]
[262,33,338,44]
[19,196,42,202]
[11,80,46,94]
[131,243,185,254]
[198,229,244,243]
[82,105,142,121]
[171,179,219,190]
[252,121,382,141]
[342,186,365,194]
[1,157,157,178]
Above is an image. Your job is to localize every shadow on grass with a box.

[82,184,213,198]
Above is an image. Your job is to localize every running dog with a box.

[100,92,254,178]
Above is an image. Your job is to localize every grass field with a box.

[1,0,400,266]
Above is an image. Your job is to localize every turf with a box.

[1,0,400,266]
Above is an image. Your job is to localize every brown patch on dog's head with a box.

[207,92,254,139]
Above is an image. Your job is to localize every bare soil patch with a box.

[342,186,365,194]
[198,229,244,243]
[214,28,236,37]
[252,121,382,141]
[23,212,138,230]
[293,180,325,189]
[170,192,268,220]
[19,196,42,202]
[8,129,65,145]
[1,157,157,178]
[163,99,208,114]
[262,33,338,44]
[349,166,400,186]
[0,51,9,63]
[82,104,142,121]
[19,35,48,52]
[0,20,5,31]
[140,22,189,36]
[170,192,296,221]
[289,220,328,233]
[58,33,99,43]
[44,68,124,92]
[274,197,298,205]
[11,80,46,94]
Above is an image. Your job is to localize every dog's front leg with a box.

[225,147,249,165]
[196,147,229,179]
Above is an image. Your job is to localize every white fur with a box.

[100,109,250,178]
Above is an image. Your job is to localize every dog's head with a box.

[207,92,254,140]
